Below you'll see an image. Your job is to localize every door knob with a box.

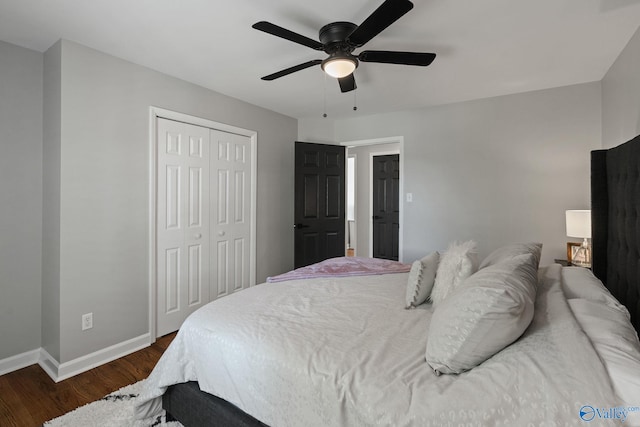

[218,231,226,236]
[294,223,310,229]
[194,233,202,239]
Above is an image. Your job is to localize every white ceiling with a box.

[1,0,639,119]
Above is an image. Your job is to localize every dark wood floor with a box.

[0,332,176,427]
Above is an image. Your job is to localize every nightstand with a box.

[554,259,570,267]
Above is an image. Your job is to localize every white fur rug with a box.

[43,380,182,427]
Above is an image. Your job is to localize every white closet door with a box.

[210,129,252,299]
[157,118,210,336]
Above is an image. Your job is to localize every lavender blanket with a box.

[266,256,411,283]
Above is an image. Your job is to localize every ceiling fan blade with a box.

[338,74,357,93]
[359,51,436,66]
[261,60,322,81]
[347,0,414,47]
[252,21,324,50]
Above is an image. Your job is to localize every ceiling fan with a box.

[252,0,436,93]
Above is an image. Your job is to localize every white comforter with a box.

[135,264,631,426]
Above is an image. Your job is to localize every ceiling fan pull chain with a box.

[323,72,328,118]
[353,88,358,111]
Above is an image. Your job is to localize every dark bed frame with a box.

[162,134,640,427]
[162,381,266,426]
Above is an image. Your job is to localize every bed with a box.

[135,135,640,426]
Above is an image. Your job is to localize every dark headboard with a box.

[591,134,640,333]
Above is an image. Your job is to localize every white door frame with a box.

[148,106,257,341]
[346,154,357,253]
[340,136,404,262]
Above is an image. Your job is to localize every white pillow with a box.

[568,298,640,407]
[479,242,542,270]
[561,266,626,310]
[430,240,478,305]
[426,253,538,375]
[405,252,439,308]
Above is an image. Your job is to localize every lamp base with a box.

[570,239,591,268]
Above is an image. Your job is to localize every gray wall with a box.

[41,40,296,363]
[0,41,43,360]
[301,82,602,266]
[298,118,336,143]
[602,26,640,148]
[42,41,62,360]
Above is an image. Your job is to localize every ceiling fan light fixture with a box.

[321,55,357,78]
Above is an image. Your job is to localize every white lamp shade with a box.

[322,58,356,78]
[566,210,591,238]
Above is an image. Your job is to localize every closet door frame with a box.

[148,106,257,342]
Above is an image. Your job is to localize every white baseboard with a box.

[0,348,41,376]
[38,349,59,381]
[38,333,152,382]
[1,334,153,381]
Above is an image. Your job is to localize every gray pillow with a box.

[430,240,478,305]
[479,242,542,270]
[405,252,439,308]
[426,253,538,375]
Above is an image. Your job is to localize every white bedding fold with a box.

[136,265,621,426]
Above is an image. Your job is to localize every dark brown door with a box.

[372,154,399,260]
[294,142,345,268]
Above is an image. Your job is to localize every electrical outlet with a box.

[82,313,93,331]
